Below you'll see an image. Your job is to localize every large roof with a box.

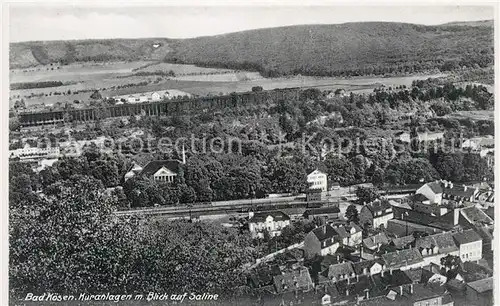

[443,184,476,198]
[140,160,181,177]
[414,232,459,254]
[467,277,493,293]
[250,210,291,223]
[425,181,443,194]
[352,259,384,275]
[391,235,415,249]
[363,232,391,250]
[460,206,493,226]
[453,229,482,245]
[382,248,424,269]
[304,206,340,217]
[312,224,339,242]
[327,262,355,279]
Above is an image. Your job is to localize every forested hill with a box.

[164,21,493,77]
[10,21,494,77]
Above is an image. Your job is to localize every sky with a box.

[9,4,495,42]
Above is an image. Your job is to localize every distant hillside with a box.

[164,22,494,77]
[10,21,494,77]
[10,38,174,68]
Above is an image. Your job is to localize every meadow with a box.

[9,60,449,108]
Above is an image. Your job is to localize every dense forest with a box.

[164,22,493,77]
[10,21,493,78]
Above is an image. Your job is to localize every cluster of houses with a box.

[246,179,494,306]
[111,89,192,104]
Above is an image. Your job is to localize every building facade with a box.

[307,169,328,192]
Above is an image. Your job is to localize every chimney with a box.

[324,226,327,235]
[390,269,393,275]
[249,211,254,219]
[346,288,349,296]
[356,275,359,282]
[410,284,414,294]
[347,277,351,284]
[365,289,369,300]
[399,286,403,295]
[464,186,467,191]
[453,209,460,225]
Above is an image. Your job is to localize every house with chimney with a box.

[303,206,340,223]
[359,199,394,229]
[452,229,483,262]
[358,283,454,306]
[381,248,425,271]
[248,210,291,239]
[325,262,355,283]
[272,267,314,294]
[363,232,391,252]
[414,232,460,266]
[345,222,363,247]
[303,224,342,258]
[352,259,385,277]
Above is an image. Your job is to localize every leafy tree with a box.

[324,154,355,186]
[356,187,379,205]
[251,86,263,92]
[462,153,489,182]
[440,254,461,271]
[265,157,308,194]
[345,204,359,224]
[433,152,465,182]
[90,90,102,100]
[385,158,439,185]
[10,175,138,296]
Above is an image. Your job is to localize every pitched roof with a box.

[273,267,314,294]
[443,185,477,198]
[412,193,430,203]
[382,248,424,270]
[467,277,493,293]
[363,232,391,250]
[426,181,443,194]
[414,232,459,254]
[373,269,413,288]
[461,206,493,226]
[312,224,339,242]
[139,160,180,177]
[327,262,355,279]
[404,268,424,283]
[391,235,415,249]
[352,259,384,275]
[453,229,483,245]
[334,226,351,239]
[303,206,340,217]
[365,199,392,214]
[476,225,493,243]
[249,210,291,223]
[345,222,362,234]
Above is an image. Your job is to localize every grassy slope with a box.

[10,21,493,76]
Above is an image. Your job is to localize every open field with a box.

[447,110,494,121]
[9,59,448,108]
[9,61,152,83]
[134,62,236,75]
